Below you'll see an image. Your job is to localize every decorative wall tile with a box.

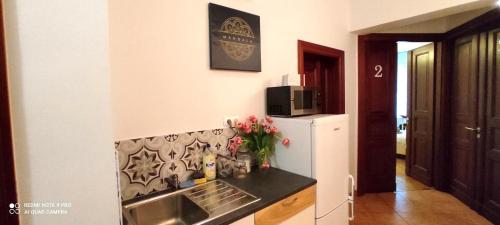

[115,128,236,200]
[180,138,207,171]
[123,148,163,185]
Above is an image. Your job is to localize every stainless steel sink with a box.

[123,194,208,225]
[122,180,260,225]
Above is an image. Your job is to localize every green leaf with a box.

[262,135,270,149]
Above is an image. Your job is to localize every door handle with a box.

[348,175,355,221]
[348,175,355,201]
[464,126,480,132]
[348,200,354,221]
[464,126,481,138]
[281,197,298,207]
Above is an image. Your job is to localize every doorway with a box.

[395,41,434,192]
[357,34,444,195]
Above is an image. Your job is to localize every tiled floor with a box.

[394,159,429,192]
[350,159,492,225]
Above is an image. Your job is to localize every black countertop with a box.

[204,167,316,225]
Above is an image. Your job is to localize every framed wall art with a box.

[209,3,261,72]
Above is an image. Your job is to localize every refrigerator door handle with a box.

[348,200,354,221]
[348,175,355,221]
[348,175,355,201]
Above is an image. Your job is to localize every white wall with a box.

[396,51,408,117]
[349,0,495,33]
[4,0,121,224]
[109,0,358,180]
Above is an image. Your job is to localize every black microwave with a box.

[266,86,320,117]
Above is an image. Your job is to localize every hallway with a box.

[350,159,492,225]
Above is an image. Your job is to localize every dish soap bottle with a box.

[203,150,216,181]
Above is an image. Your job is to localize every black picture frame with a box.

[209,3,261,72]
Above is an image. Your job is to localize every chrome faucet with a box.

[163,174,180,190]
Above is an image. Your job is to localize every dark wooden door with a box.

[358,40,397,193]
[482,28,500,224]
[303,53,342,114]
[449,34,480,205]
[407,43,435,186]
[303,54,320,89]
[0,1,19,224]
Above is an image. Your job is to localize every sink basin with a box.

[123,194,209,225]
[122,180,260,225]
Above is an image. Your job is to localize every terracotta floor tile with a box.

[366,213,409,225]
[395,159,430,192]
[349,159,492,225]
[355,194,394,213]
[351,212,408,225]
[350,212,376,225]
[398,211,491,225]
[462,209,494,225]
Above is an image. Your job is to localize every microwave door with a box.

[290,88,318,116]
[290,88,304,116]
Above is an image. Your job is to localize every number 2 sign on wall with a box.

[374,65,383,78]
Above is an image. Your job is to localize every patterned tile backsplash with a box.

[115,128,236,200]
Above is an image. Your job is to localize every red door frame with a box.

[0,1,19,224]
[298,40,345,113]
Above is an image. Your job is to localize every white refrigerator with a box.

[272,114,354,225]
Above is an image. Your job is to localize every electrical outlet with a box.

[223,116,239,128]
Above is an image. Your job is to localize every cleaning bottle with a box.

[203,148,217,181]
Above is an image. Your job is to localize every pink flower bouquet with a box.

[229,115,290,169]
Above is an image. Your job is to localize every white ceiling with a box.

[379,6,493,34]
[349,0,497,33]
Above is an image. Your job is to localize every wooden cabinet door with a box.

[482,28,500,224]
[407,43,435,186]
[230,214,255,225]
[449,34,480,205]
[281,205,315,225]
[303,54,321,89]
[303,54,343,114]
[255,186,315,225]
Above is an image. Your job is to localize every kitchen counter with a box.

[122,167,316,225]
[204,167,316,225]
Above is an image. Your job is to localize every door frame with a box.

[357,33,447,195]
[0,1,19,224]
[298,40,345,113]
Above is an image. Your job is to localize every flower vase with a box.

[256,147,271,170]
